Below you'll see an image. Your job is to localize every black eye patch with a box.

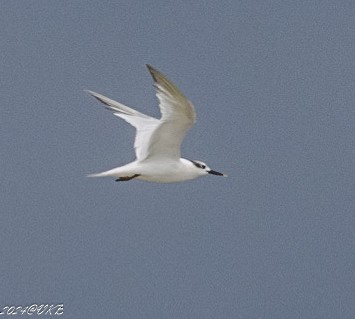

[191,160,206,169]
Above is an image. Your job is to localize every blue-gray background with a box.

[1,1,354,318]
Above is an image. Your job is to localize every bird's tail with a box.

[87,164,136,179]
[87,171,110,178]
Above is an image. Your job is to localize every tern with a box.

[86,64,226,183]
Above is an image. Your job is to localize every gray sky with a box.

[1,1,354,318]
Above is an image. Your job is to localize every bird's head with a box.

[190,160,227,177]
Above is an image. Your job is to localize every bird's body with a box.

[86,65,226,183]
[89,158,209,183]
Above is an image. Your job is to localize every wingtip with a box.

[145,64,153,71]
[84,90,112,107]
[146,64,159,82]
[84,89,95,96]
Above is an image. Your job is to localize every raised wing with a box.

[85,90,159,161]
[145,65,196,160]
[86,65,196,162]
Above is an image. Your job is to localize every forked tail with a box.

[87,172,110,178]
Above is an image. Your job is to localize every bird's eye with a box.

[191,160,206,169]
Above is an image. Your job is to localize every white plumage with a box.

[86,64,226,183]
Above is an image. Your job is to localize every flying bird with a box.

[86,65,226,183]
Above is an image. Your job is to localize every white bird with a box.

[86,64,226,183]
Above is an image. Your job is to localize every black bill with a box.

[208,170,225,176]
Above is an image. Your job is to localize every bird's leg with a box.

[115,174,140,182]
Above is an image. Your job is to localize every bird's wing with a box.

[85,90,160,161]
[144,65,196,160]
